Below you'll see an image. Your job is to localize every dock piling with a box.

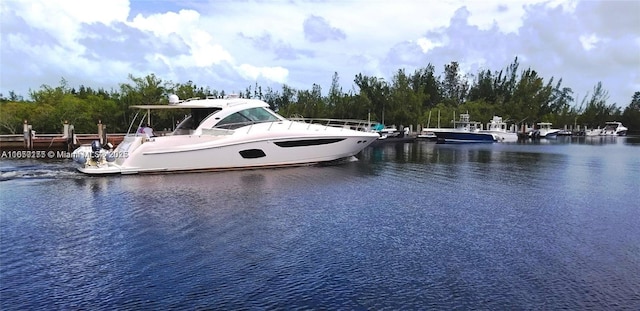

[97,120,106,145]
[23,120,33,150]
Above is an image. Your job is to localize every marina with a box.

[1,136,639,309]
[1,105,629,157]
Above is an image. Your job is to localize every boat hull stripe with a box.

[274,138,345,147]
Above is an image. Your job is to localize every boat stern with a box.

[71,140,128,175]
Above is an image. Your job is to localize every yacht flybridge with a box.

[71,95,379,175]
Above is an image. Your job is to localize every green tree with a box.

[354,74,389,124]
[578,82,619,128]
[269,85,297,117]
[0,101,30,134]
[621,91,640,133]
[389,68,424,129]
[442,61,467,106]
[119,74,172,130]
[295,84,325,118]
[468,69,496,104]
[410,64,441,110]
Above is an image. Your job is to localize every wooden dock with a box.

[0,133,125,152]
[0,120,124,154]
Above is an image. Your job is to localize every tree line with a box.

[1,57,638,135]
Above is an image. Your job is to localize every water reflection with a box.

[1,137,639,310]
[623,135,640,145]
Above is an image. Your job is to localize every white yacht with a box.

[600,121,628,136]
[71,95,380,175]
[481,116,518,142]
[530,122,560,138]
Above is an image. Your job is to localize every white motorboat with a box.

[71,95,380,175]
[374,124,397,137]
[600,121,628,136]
[481,116,518,142]
[433,113,497,143]
[417,128,437,140]
[584,127,602,136]
[529,122,560,138]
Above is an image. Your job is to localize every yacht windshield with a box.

[243,107,281,122]
[215,107,281,130]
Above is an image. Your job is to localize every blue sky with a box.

[1,0,638,107]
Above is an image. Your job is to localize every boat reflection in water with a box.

[1,136,639,309]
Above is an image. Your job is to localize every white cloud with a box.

[1,0,638,107]
[237,64,288,83]
[129,10,233,67]
[417,37,448,53]
[579,34,599,51]
[7,0,129,51]
[129,9,199,36]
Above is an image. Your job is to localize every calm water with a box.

[1,136,639,310]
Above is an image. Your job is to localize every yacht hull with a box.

[434,131,496,143]
[76,132,377,175]
[483,131,518,142]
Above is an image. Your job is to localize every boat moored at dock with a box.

[434,113,496,143]
[529,122,561,138]
[600,121,627,136]
[480,116,518,142]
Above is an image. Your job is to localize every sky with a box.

[1,0,639,107]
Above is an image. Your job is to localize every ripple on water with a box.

[1,142,640,310]
[0,159,80,181]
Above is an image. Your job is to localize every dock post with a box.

[68,125,76,152]
[62,121,69,139]
[97,120,105,145]
[63,121,74,152]
[23,120,33,150]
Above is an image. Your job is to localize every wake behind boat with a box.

[71,95,379,175]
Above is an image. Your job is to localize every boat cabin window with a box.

[193,108,221,126]
[215,112,250,129]
[214,107,280,130]
[174,108,221,134]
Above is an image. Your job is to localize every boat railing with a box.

[120,117,376,137]
[124,111,158,138]
[289,117,376,132]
